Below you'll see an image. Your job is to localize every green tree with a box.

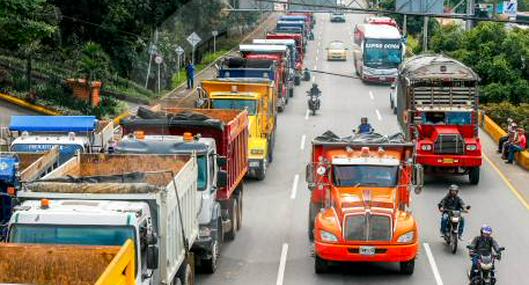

[0,0,58,91]
[75,41,111,105]
[430,23,464,53]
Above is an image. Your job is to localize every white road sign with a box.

[175,46,184,56]
[154,55,163,64]
[212,30,218,37]
[187,32,202,47]
[505,0,518,18]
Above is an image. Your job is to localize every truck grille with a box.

[344,214,392,242]
[434,134,465,154]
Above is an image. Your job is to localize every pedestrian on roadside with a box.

[498,118,515,153]
[505,128,527,164]
[185,60,195,89]
[501,122,518,159]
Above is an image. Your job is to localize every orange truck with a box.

[306,132,424,274]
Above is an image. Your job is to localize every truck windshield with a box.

[364,39,402,69]
[333,165,399,187]
[422,112,472,125]
[212,99,257,115]
[11,143,84,164]
[197,155,208,191]
[9,224,135,246]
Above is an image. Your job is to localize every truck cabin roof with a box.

[222,57,275,69]
[239,44,288,54]
[400,54,479,82]
[206,77,272,84]
[10,116,97,133]
[115,135,212,156]
[252,39,296,46]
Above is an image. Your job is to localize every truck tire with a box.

[268,133,275,163]
[236,186,243,231]
[225,199,238,241]
[400,259,415,275]
[314,256,328,274]
[469,167,480,185]
[177,262,194,285]
[201,218,222,273]
[393,107,397,115]
[255,161,267,181]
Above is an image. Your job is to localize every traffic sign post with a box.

[187,32,202,65]
[212,30,218,53]
[154,55,163,94]
[145,43,158,89]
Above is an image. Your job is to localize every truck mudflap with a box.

[314,241,418,263]
[417,154,482,168]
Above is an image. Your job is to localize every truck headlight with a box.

[397,231,415,243]
[466,144,477,151]
[320,230,338,243]
[251,149,265,155]
[421,144,432,151]
[199,226,211,238]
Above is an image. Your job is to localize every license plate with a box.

[359,246,376,256]
[443,158,454,164]
[249,161,259,167]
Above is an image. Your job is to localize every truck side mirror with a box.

[413,164,424,194]
[146,245,159,270]
[217,170,228,188]
[305,163,314,185]
[216,156,227,168]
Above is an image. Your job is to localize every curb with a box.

[480,113,529,170]
[0,92,60,115]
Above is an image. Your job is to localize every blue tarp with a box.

[9,116,97,132]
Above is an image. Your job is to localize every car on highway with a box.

[330,12,346,23]
[326,40,347,61]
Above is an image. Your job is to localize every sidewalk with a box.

[158,13,279,109]
[480,129,529,204]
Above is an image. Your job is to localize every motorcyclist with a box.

[438,184,467,239]
[468,225,503,280]
[355,117,374,134]
[309,83,321,97]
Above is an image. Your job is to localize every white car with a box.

[389,82,398,114]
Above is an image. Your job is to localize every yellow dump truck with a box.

[0,239,136,285]
[198,78,277,180]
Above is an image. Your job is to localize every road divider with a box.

[300,135,306,150]
[376,109,382,121]
[423,243,444,285]
[369,91,374,100]
[290,174,300,200]
[305,110,310,120]
[0,92,60,115]
[276,243,289,285]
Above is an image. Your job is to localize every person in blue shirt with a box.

[355,117,374,134]
[185,60,195,89]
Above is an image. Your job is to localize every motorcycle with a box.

[442,206,471,254]
[467,246,505,285]
[307,91,321,115]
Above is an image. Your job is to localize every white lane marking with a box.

[305,109,310,120]
[423,243,444,285]
[369,91,374,100]
[311,75,316,83]
[317,49,320,55]
[376,109,383,121]
[290,174,300,199]
[300,134,307,150]
[313,65,318,71]
[276,243,289,285]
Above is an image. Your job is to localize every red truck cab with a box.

[396,54,482,184]
[266,33,305,84]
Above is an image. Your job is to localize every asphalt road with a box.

[197,12,528,285]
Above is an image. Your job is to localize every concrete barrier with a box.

[0,92,60,115]
[481,113,529,170]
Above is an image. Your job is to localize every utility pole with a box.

[422,16,429,52]
[403,15,408,35]
[466,0,475,30]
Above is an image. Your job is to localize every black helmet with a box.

[312,83,318,88]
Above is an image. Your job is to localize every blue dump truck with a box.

[0,147,60,238]
[8,115,114,163]
[276,20,307,40]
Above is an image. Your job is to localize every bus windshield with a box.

[364,39,402,69]
[212,99,257,115]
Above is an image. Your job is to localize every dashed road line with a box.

[369,91,374,100]
[290,174,300,199]
[375,109,383,121]
[423,243,445,285]
[300,134,306,150]
[305,109,310,120]
[276,243,289,285]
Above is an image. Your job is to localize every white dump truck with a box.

[8,153,200,285]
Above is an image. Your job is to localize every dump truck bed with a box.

[0,240,135,285]
[120,107,248,201]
